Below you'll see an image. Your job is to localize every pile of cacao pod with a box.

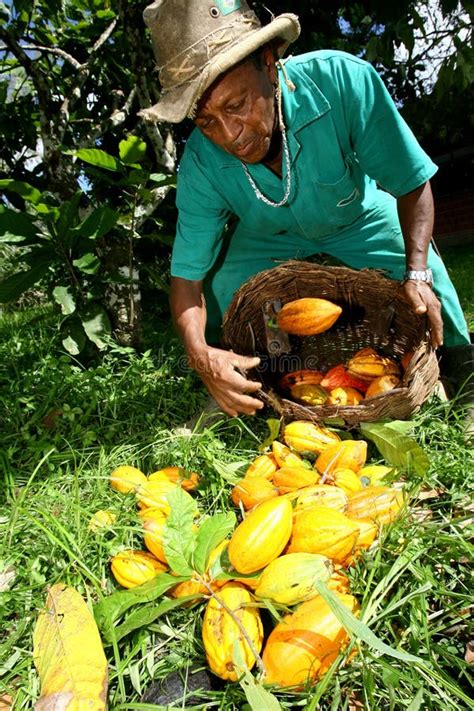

[279,346,412,407]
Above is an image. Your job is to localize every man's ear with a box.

[262,45,278,84]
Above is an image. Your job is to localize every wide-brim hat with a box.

[140,0,300,123]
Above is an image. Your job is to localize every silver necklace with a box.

[240,84,292,208]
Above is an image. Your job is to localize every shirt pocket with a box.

[313,157,364,228]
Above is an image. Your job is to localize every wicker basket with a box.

[222,261,439,424]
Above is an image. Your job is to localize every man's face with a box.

[194,47,278,164]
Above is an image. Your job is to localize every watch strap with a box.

[403,268,433,285]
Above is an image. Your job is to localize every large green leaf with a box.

[61,317,86,355]
[192,512,236,574]
[360,423,429,476]
[0,179,41,204]
[0,207,39,241]
[80,304,111,349]
[112,597,189,644]
[72,252,101,274]
[0,263,49,303]
[75,148,121,172]
[233,644,281,710]
[53,285,76,315]
[258,418,281,452]
[162,488,198,577]
[119,136,147,165]
[73,206,118,240]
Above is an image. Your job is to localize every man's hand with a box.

[402,280,443,349]
[189,346,264,417]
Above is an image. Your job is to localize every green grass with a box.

[439,245,474,331]
[0,304,473,709]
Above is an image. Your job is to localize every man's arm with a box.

[397,181,443,348]
[170,276,264,416]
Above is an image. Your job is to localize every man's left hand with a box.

[402,280,443,348]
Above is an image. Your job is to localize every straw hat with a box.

[140,0,300,123]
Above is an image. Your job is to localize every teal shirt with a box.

[171,50,438,281]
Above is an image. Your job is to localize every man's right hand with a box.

[189,346,264,417]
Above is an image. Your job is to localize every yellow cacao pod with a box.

[283,421,341,454]
[327,386,364,406]
[294,484,348,513]
[88,510,116,532]
[149,466,200,491]
[354,517,378,549]
[346,486,404,525]
[358,465,393,487]
[228,497,293,574]
[231,476,278,509]
[364,374,401,399]
[347,347,401,381]
[332,468,363,495]
[315,440,367,475]
[142,515,168,564]
[288,506,359,564]
[289,383,328,405]
[110,465,147,494]
[136,478,177,512]
[245,453,278,481]
[255,553,333,605]
[277,297,343,336]
[273,466,319,494]
[202,583,263,681]
[272,440,307,469]
[327,567,351,594]
[110,550,166,588]
[262,593,359,687]
[279,369,324,391]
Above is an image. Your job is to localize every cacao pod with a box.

[202,583,263,681]
[315,440,367,475]
[289,383,328,406]
[294,484,348,513]
[279,369,324,391]
[364,374,401,399]
[277,297,342,336]
[88,510,116,532]
[320,364,369,393]
[111,550,166,588]
[231,477,278,510]
[354,517,378,549]
[347,347,401,381]
[283,421,341,454]
[273,466,319,494]
[142,515,168,564]
[136,478,177,512]
[288,506,359,563]
[262,593,359,687]
[245,453,278,481]
[255,553,333,605]
[149,466,200,491]
[272,440,307,469]
[332,468,363,495]
[228,497,293,574]
[327,567,351,594]
[358,465,392,487]
[327,387,364,406]
[346,486,404,525]
[110,465,147,494]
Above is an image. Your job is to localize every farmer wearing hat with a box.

[142,0,471,417]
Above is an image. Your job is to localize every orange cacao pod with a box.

[228,497,293,574]
[364,374,401,399]
[202,583,263,681]
[273,466,319,494]
[315,440,367,475]
[149,466,200,491]
[245,453,278,481]
[277,297,342,336]
[327,387,364,406]
[283,421,341,454]
[347,347,401,381]
[346,486,404,525]
[279,369,324,391]
[320,364,369,393]
[332,468,363,495]
[110,465,147,494]
[288,506,359,563]
[231,477,278,510]
[327,567,351,594]
[272,440,307,469]
[110,550,166,588]
[262,593,359,687]
[293,484,348,513]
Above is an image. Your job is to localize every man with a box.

[141,0,471,417]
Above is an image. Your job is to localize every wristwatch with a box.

[403,268,434,285]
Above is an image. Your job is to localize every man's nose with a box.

[219,116,243,146]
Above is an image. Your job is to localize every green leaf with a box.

[192,512,236,574]
[94,573,187,633]
[233,643,282,710]
[162,488,198,576]
[61,317,86,355]
[314,580,421,663]
[0,263,49,303]
[381,420,416,434]
[149,172,177,188]
[258,418,281,452]
[0,179,41,204]
[119,136,147,165]
[112,597,189,644]
[73,206,118,240]
[57,192,81,239]
[406,687,424,711]
[0,206,39,240]
[81,304,111,350]
[212,459,247,484]
[72,252,101,274]
[76,148,121,172]
[52,285,76,315]
[360,423,429,475]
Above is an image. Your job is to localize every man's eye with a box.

[227,99,244,112]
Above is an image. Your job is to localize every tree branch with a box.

[19,44,83,70]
